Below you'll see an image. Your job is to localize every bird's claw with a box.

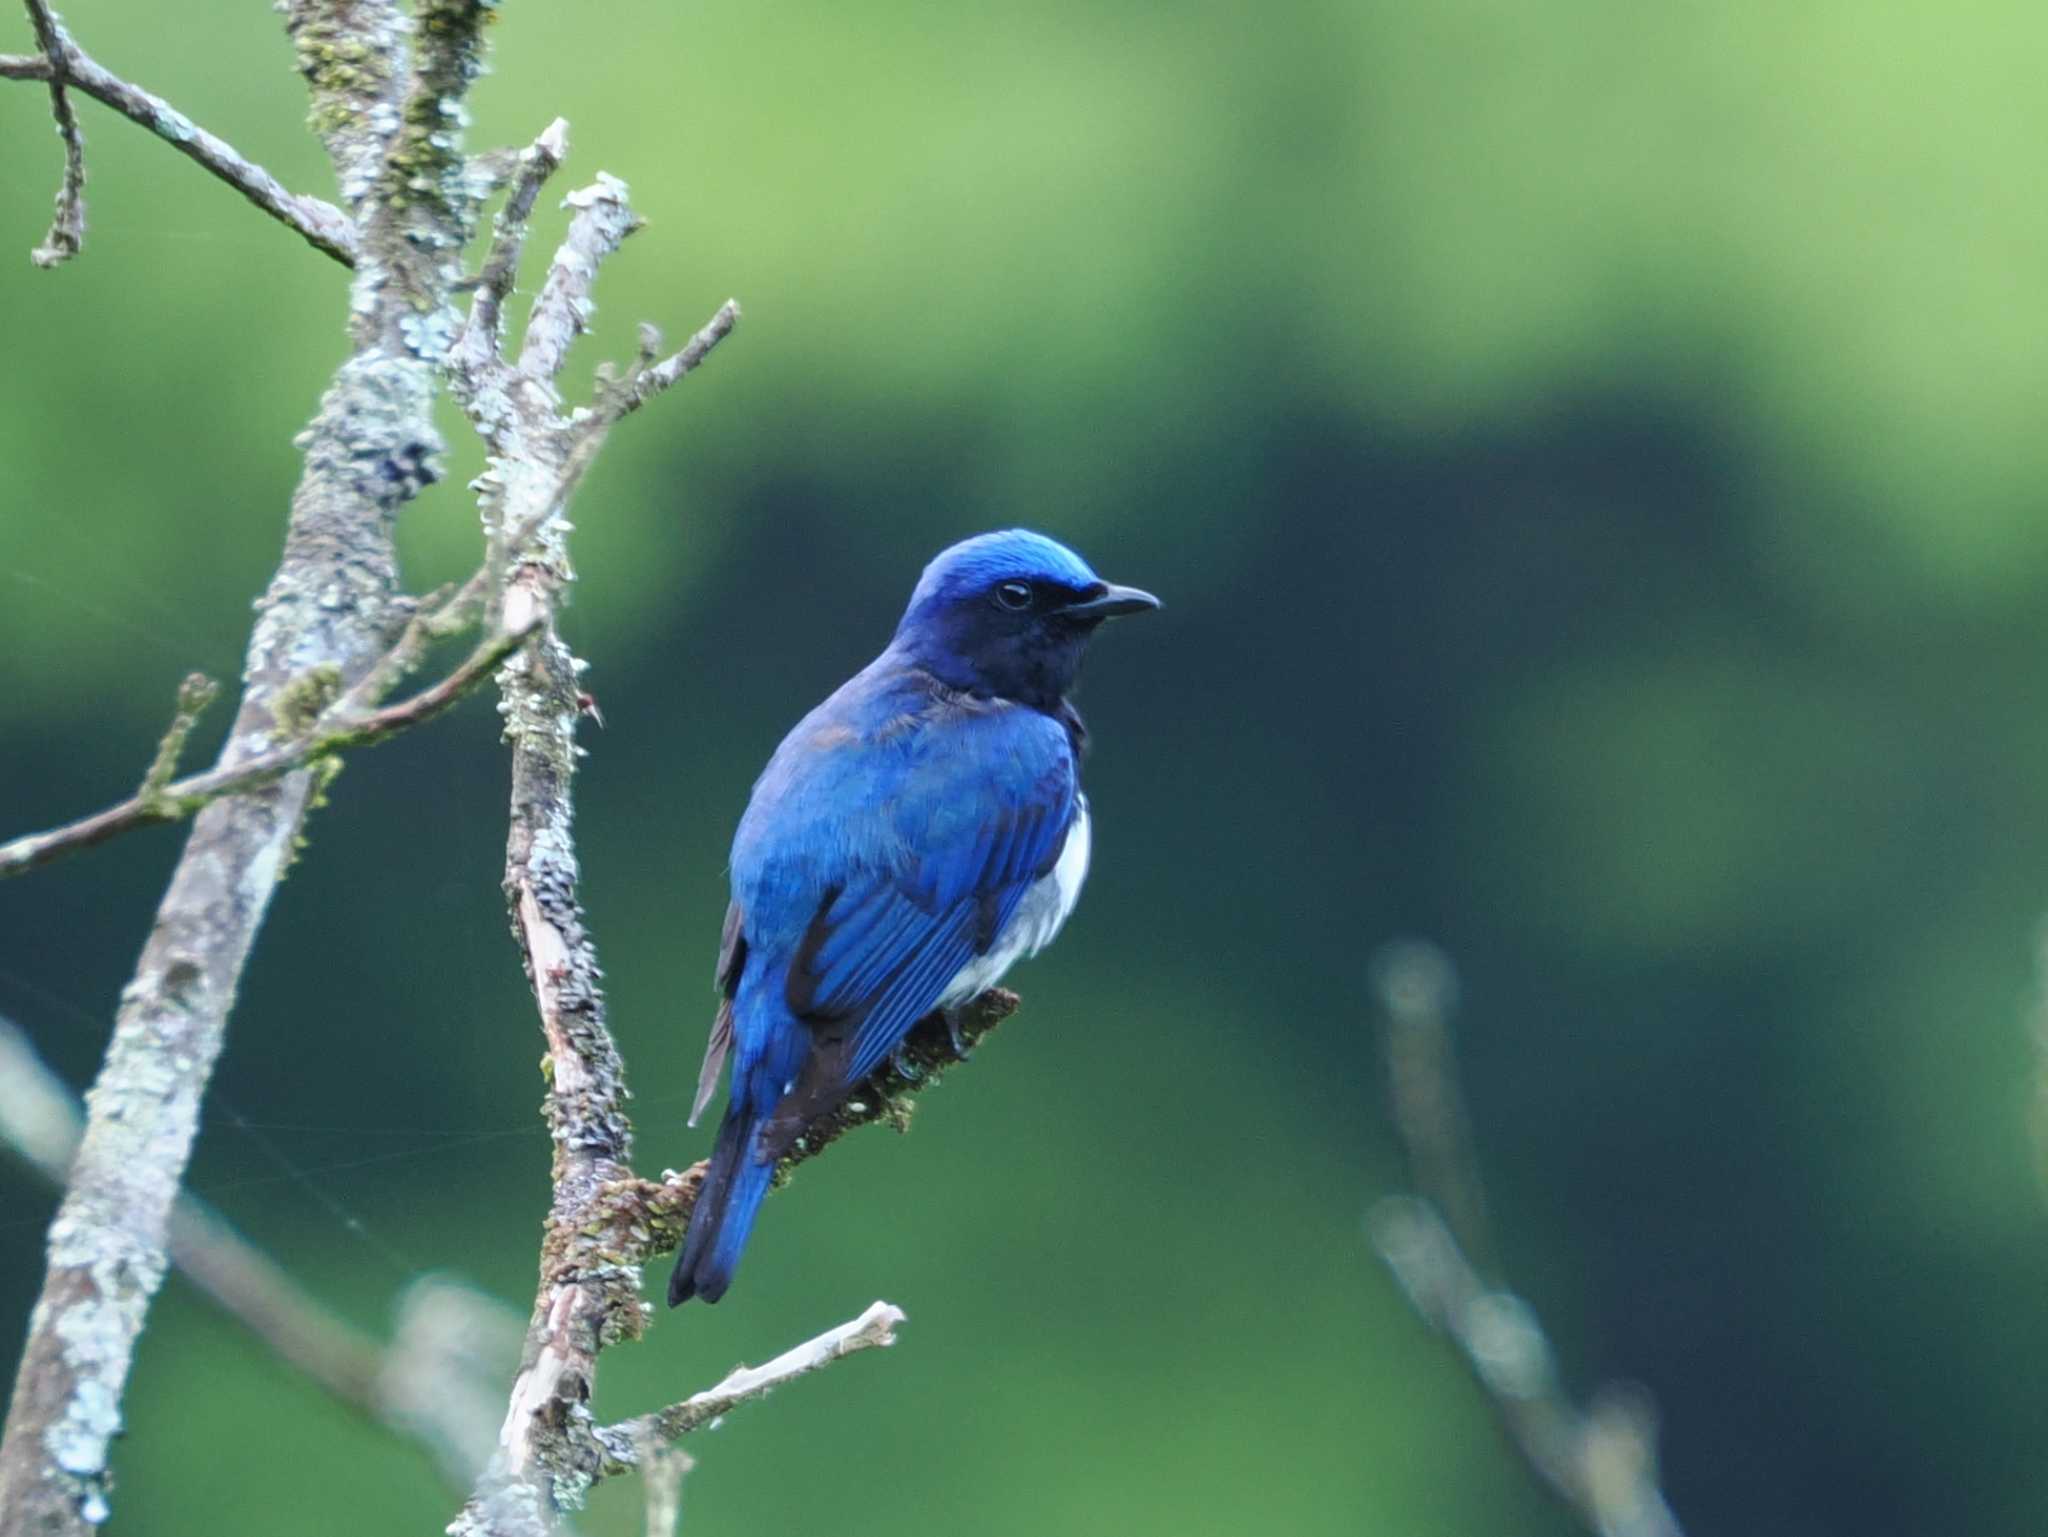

[942,1009,974,1061]
[890,1044,924,1082]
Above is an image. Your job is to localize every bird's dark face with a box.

[893,530,1159,710]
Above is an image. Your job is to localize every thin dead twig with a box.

[20,0,85,267]
[1,36,357,266]
[599,301,744,425]
[1368,940,1685,1537]
[596,1303,907,1475]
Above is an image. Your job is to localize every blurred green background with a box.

[6,2,2048,1533]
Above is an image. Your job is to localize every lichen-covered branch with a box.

[513,177,642,383]
[0,610,536,881]
[279,0,403,214]
[358,0,492,323]
[1367,942,1686,1537]
[0,1012,384,1416]
[455,117,570,380]
[1,35,357,266]
[445,171,717,1537]
[20,0,85,267]
[0,4,497,1529]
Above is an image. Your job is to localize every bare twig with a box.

[470,289,738,620]
[464,290,737,637]
[20,0,85,267]
[1368,941,1685,1537]
[456,117,570,377]
[0,618,536,881]
[600,300,743,424]
[1373,942,1490,1265]
[638,1445,693,1537]
[1,37,357,266]
[596,1302,907,1474]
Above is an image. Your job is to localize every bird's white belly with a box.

[938,799,1091,1007]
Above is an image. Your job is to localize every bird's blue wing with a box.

[796,792,1067,1082]
[737,691,1076,1150]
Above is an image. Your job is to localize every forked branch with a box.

[1,31,357,265]
[0,613,537,880]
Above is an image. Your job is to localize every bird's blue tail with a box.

[668,1103,774,1306]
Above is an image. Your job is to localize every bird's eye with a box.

[993,580,1034,611]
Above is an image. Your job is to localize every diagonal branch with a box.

[20,0,85,267]
[1,38,357,266]
[597,301,743,426]
[0,1014,516,1489]
[515,175,643,383]
[0,615,537,881]
[1368,941,1686,1537]
[0,1013,386,1412]
[594,1302,907,1475]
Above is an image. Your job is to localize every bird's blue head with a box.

[892,529,1159,710]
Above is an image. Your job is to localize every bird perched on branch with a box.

[669,529,1158,1305]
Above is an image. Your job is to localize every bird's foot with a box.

[890,1043,925,1082]
[942,1008,974,1062]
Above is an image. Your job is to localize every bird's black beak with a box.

[1062,582,1162,621]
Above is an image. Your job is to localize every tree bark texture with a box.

[0,4,493,1530]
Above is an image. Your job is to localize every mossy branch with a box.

[0,615,536,881]
[136,673,220,805]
